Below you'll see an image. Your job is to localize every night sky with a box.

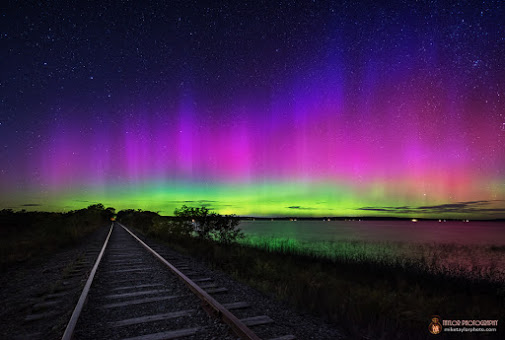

[1,1,504,218]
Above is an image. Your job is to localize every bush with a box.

[117,209,159,234]
[150,216,193,239]
[117,205,243,245]
[174,205,243,244]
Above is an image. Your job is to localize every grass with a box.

[0,205,112,270]
[238,236,505,283]
[129,221,504,339]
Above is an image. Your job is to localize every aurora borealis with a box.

[1,1,504,218]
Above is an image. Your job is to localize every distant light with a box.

[412,219,418,222]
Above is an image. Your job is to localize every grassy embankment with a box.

[0,204,113,270]
[121,212,505,340]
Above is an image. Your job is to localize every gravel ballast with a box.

[0,224,112,340]
[73,224,236,340]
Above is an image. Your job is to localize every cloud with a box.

[21,203,42,207]
[357,200,505,215]
[416,200,491,210]
[358,208,395,212]
[167,200,219,204]
[286,206,316,210]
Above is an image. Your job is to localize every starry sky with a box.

[1,1,504,218]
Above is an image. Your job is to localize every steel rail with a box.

[61,223,114,340]
[118,222,262,340]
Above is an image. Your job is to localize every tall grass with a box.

[0,205,112,269]
[238,236,505,283]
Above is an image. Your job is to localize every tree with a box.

[116,209,159,234]
[87,203,105,211]
[105,207,116,220]
[150,215,193,239]
[213,213,242,245]
[174,205,243,244]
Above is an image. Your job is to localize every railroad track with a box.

[63,222,296,340]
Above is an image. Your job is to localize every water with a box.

[240,220,505,245]
[239,220,505,281]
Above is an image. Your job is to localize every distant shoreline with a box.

[238,216,505,222]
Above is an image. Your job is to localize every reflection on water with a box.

[239,220,505,281]
[240,220,505,245]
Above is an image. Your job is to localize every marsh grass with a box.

[238,236,505,283]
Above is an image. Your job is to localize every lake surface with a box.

[239,220,505,245]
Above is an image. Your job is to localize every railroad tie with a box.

[110,283,164,291]
[241,315,274,327]
[120,327,201,340]
[109,309,195,327]
[268,335,297,340]
[222,301,251,310]
[104,289,172,299]
[102,295,181,309]
[204,287,228,294]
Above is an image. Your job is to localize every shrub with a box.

[150,216,193,239]
[174,205,243,244]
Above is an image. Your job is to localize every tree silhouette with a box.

[174,205,242,244]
